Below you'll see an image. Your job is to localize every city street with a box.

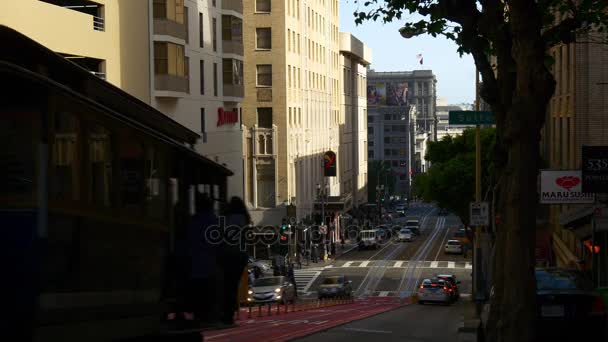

[205,203,472,341]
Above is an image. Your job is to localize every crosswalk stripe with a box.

[430,261,439,268]
[394,261,403,268]
[343,261,354,267]
[359,261,370,267]
[448,262,455,269]
[379,291,389,297]
[465,262,472,269]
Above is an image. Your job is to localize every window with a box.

[256,64,272,86]
[256,0,271,12]
[154,42,186,77]
[368,116,374,123]
[369,151,374,158]
[223,58,243,85]
[256,28,271,49]
[199,12,204,47]
[368,127,374,134]
[384,114,391,121]
[153,0,184,23]
[213,62,218,96]
[384,137,390,144]
[222,15,242,42]
[384,149,391,156]
[201,108,207,142]
[212,0,216,6]
[257,108,273,128]
[369,141,374,146]
[51,112,79,201]
[184,7,189,43]
[212,17,217,51]
[199,60,205,94]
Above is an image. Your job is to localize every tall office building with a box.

[367,70,436,196]
[150,0,245,198]
[241,0,370,225]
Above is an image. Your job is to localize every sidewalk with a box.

[298,241,358,269]
[458,298,480,342]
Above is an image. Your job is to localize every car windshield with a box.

[536,269,593,290]
[322,277,343,284]
[400,229,411,234]
[361,231,376,239]
[405,221,418,226]
[254,277,282,287]
[447,241,460,245]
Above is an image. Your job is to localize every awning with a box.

[559,205,594,227]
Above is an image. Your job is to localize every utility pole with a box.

[474,68,484,313]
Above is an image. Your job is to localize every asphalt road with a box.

[305,204,473,298]
[293,298,465,342]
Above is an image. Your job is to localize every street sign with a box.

[582,146,608,193]
[539,170,594,204]
[449,111,495,125]
[470,202,489,226]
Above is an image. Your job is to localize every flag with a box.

[416,54,423,65]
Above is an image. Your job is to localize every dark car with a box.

[318,275,353,299]
[535,268,606,339]
[437,274,460,301]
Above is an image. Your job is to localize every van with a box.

[405,219,421,235]
[359,229,381,249]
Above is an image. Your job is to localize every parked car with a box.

[437,274,460,301]
[536,268,606,339]
[397,229,414,242]
[317,275,353,299]
[247,276,296,304]
[482,268,606,340]
[418,278,451,305]
[248,257,271,274]
[444,240,463,254]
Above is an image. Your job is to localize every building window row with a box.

[256,27,272,50]
[154,42,187,77]
[288,107,303,127]
[287,0,300,19]
[257,64,272,87]
[255,0,271,13]
[153,0,184,23]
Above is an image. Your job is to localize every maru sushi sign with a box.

[539,170,594,204]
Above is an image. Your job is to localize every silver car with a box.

[317,275,353,299]
[397,229,414,242]
[417,278,451,305]
[247,276,296,304]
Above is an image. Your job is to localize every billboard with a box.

[387,82,410,107]
[539,170,594,204]
[367,83,386,106]
[324,151,337,177]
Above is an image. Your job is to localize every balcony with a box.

[155,74,189,94]
[223,40,244,56]
[257,88,272,102]
[222,0,243,14]
[224,84,244,98]
[154,19,187,41]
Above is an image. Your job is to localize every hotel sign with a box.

[217,108,239,127]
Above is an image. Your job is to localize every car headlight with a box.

[275,288,281,293]
[248,290,253,295]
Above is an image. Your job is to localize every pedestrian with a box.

[311,244,318,263]
[296,252,302,269]
[221,196,251,325]
[287,264,298,297]
[187,193,221,325]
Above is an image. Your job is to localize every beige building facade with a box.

[242,0,370,225]
[0,0,151,102]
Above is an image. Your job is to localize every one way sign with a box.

[470,202,489,226]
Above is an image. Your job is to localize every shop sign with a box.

[539,170,594,204]
[217,107,239,127]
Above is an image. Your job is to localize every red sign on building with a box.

[217,108,239,127]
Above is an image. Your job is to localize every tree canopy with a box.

[413,128,495,224]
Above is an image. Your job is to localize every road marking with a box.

[465,262,472,269]
[343,261,354,267]
[448,261,455,269]
[430,261,439,268]
[379,291,390,297]
[343,328,393,334]
[359,261,370,267]
[324,265,333,269]
[393,261,403,268]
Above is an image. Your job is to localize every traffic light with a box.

[279,223,289,241]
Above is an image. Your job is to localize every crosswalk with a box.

[293,269,322,293]
[326,260,473,270]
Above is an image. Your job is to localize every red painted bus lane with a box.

[204,297,411,342]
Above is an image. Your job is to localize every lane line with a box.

[433,219,452,261]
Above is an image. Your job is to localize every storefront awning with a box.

[559,205,594,227]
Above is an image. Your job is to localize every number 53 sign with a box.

[582,146,608,193]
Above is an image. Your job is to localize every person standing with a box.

[221,197,250,325]
[287,264,298,298]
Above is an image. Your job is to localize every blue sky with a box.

[338,0,476,104]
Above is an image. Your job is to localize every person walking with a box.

[311,244,318,263]
[187,193,221,325]
[287,264,298,298]
[220,197,251,325]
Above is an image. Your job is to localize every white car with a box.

[418,278,451,305]
[247,276,296,304]
[444,240,463,254]
[397,229,414,242]
[359,229,381,249]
